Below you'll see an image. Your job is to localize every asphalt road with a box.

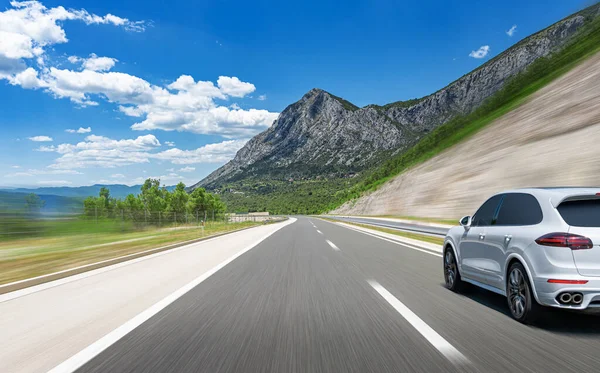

[73,217,600,373]
[327,216,449,237]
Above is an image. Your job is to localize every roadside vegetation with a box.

[0,179,269,285]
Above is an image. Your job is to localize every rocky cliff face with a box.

[196,89,412,187]
[193,3,600,190]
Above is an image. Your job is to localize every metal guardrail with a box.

[326,216,449,238]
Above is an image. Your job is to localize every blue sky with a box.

[0,0,592,188]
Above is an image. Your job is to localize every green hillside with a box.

[218,13,600,215]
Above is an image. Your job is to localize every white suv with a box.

[443,188,600,323]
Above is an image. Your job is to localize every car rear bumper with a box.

[534,277,600,309]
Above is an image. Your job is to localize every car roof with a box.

[494,187,600,207]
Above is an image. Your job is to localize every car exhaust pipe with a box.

[572,293,584,305]
[559,292,573,304]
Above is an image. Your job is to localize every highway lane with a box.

[7,216,600,372]
[75,216,600,373]
[326,216,449,237]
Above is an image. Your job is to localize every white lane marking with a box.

[47,218,296,373]
[326,240,340,251]
[324,220,442,258]
[368,280,469,365]
[316,230,323,234]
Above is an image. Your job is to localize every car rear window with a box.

[557,199,600,227]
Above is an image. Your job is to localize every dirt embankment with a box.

[334,52,600,219]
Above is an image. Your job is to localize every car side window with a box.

[472,195,503,227]
[495,193,543,226]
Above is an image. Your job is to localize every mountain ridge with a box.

[191,2,600,213]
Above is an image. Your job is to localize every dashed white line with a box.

[326,240,340,251]
[47,218,296,373]
[368,280,469,366]
[316,230,323,234]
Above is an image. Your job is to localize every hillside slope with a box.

[333,51,600,218]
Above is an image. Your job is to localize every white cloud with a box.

[152,139,247,165]
[7,168,81,177]
[70,53,117,72]
[66,127,92,133]
[42,134,161,169]
[11,165,20,169]
[469,45,490,59]
[37,180,72,186]
[29,135,53,142]
[506,25,517,37]
[179,166,195,173]
[0,2,278,140]
[165,141,176,147]
[217,76,255,98]
[0,1,145,70]
[258,94,267,101]
[111,173,125,178]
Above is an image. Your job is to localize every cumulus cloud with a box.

[179,166,195,173]
[506,25,517,37]
[469,45,490,59]
[66,127,92,133]
[0,1,278,141]
[111,173,125,178]
[165,141,176,147]
[152,139,247,165]
[70,53,118,71]
[0,1,145,71]
[217,76,256,98]
[37,135,243,170]
[258,94,267,101]
[29,135,53,142]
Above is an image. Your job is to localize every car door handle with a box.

[479,233,486,240]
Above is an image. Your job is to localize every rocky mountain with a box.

[196,89,414,187]
[193,3,600,194]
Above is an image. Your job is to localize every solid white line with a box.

[324,220,442,258]
[326,240,340,251]
[47,218,296,373]
[368,280,469,365]
[316,230,323,234]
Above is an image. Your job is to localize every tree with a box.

[167,182,189,221]
[25,193,45,213]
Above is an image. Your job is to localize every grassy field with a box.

[0,219,263,285]
[320,218,444,246]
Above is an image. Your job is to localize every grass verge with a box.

[0,220,264,285]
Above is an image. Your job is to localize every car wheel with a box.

[507,262,541,324]
[444,248,465,292]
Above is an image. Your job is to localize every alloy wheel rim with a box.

[444,251,456,287]
[509,268,527,318]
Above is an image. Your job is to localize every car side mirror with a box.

[460,216,472,230]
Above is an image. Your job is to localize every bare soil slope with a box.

[333,52,600,218]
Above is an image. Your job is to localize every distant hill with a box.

[0,191,83,214]
[1,184,175,200]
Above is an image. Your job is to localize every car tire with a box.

[507,262,541,324]
[444,247,466,292]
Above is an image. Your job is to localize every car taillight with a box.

[535,233,593,250]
